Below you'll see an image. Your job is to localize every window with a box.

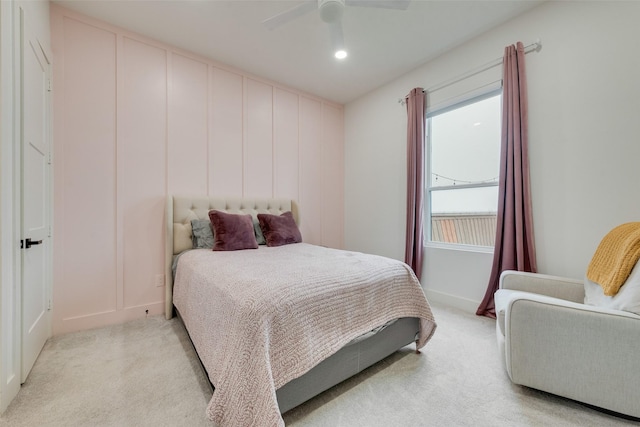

[426,91,501,248]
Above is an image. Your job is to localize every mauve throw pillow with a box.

[208,210,258,251]
[257,211,302,247]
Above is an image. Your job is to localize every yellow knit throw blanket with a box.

[587,222,640,296]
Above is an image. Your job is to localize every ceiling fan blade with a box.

[262,0,318,30]
[344,0,410,10]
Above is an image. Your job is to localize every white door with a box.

[20,25,52,382]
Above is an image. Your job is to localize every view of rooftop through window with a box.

[427,93,501,247]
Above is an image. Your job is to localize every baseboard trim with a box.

[425,289,481,314]
[54,301,164,335]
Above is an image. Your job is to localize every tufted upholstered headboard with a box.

[165,195,299,319]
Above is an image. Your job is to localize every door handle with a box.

[24,238,43,249]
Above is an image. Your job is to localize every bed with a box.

[165,195,437,426]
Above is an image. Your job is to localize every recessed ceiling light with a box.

[473,122,482,126]
[335,50,347,60]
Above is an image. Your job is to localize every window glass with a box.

[430,187,498,247]
[430,95,501,188]
[426,92,501,248]
[430,186,499,215]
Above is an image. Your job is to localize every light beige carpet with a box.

[1,303,637,426]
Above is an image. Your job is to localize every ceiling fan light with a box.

[335,50,348,59]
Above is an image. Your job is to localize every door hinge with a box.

[47,79,52,92]
[47,151,52,165]
[48,299,51,311]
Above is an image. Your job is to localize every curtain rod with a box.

[398,40,542,106]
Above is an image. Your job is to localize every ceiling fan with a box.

[262,0,411,59]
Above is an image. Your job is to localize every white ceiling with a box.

[52,0,544,104]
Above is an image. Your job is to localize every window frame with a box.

[424,87,503,252]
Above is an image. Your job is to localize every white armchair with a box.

[495,270,640,419]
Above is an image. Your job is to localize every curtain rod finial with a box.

[534,39,542,52]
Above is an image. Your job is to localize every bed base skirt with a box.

[176,309,419,414]
[276,316,420,413]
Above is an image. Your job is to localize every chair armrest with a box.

[499,270,584,303]
[504,293,640,418]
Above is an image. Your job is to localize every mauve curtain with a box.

[405,88,425,281]
[477,42,537,318]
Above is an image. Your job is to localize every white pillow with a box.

[584,262,640,315]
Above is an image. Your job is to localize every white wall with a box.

[345,1,640,311]
[0,0,16,412]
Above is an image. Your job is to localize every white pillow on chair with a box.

[584,262,640,315]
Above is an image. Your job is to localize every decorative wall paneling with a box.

[210,67,244,196]
[51,6,344,334]
[54,17,118,323]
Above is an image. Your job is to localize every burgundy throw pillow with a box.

[208,210,258,251]
[257,211,302,247]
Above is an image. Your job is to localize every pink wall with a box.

[50,6,344,335]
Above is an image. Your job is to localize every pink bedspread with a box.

[173,243,436,426]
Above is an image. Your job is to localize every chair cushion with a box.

[584,262,640,315]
